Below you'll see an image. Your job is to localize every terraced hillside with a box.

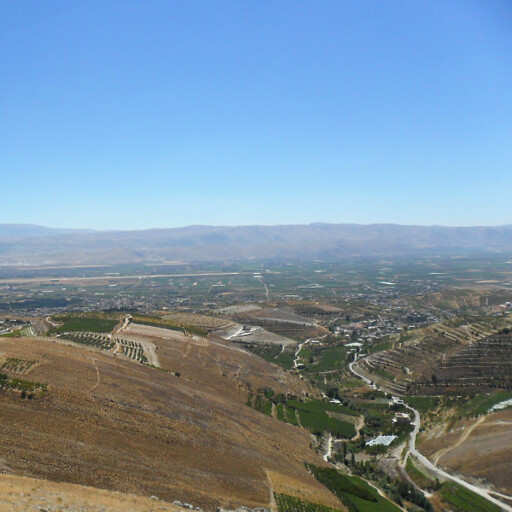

[0,327,341,510]
[420,332,512,392]
[353,317,510,395]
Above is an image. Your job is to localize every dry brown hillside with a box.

[0,326,342,511]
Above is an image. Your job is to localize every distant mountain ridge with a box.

[0,223,511,265]
[0,224,95,239]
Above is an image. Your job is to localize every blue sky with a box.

[1,1,511,230]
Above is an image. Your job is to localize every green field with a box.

[366,339,393,354]
[372,367,395,382]
[274,349,296,369]
[285,405,299,425]
[49,314,118,334]
[307,465,401,512]
[244,344,296,370]
[287,399,357,437]
[458,391,512,416]
[405,457,438,490]
[404,396,439,414]
[247,394,356,437]
[437,482,501,512]
[306,345,349,373]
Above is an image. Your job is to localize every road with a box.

[293,340,307,369]
[294,334,329,369]
[349,360,512,512]
[293,337,315,369]
[45,316,59,328]
[323,433,332,462]
[0,271,243,285]
[260,279,270,300]
[116,314,132,334]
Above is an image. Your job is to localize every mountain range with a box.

[0,223,511,265]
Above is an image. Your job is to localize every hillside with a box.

[0,224,93,239]
[353,317,512,395]
[0,326,342,510]
[1,223,512,265]
[0,473,183,512]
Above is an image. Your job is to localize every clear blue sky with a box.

[1,1,511,230]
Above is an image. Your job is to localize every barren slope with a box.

[420,409,512,495]
[0,329,340,510]
[0,473,183,512]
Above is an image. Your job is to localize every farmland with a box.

[307,465,402,512]
[48,313,119,334]
[248,391,358,439]
[437,482,502,512]
[1,253,512,510]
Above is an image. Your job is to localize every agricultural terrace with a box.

[57,332,150,364]
[130,314,208,337]
[0,357,36,375]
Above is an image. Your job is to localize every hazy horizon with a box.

[2,220,512,233]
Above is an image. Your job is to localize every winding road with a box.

[348,360,512,512]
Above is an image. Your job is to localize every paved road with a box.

[349,360,512,512]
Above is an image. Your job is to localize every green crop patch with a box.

[437,482,501,512]
[285,405,298,425]
[49,314,118,334]
[458,391,512,416]
[404,396,439,414]
[306,345,349,373]
[307,464,402,512]
[247,393,356,437]
[405,457,438,490]
[0,372,46,393]
[287,399,356,438]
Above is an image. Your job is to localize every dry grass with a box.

[0,473,183,512]
[162,312,234,330]
[0,326,335,510]
[268,470,345,510]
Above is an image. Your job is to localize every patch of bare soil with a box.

[0,473,182,512]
